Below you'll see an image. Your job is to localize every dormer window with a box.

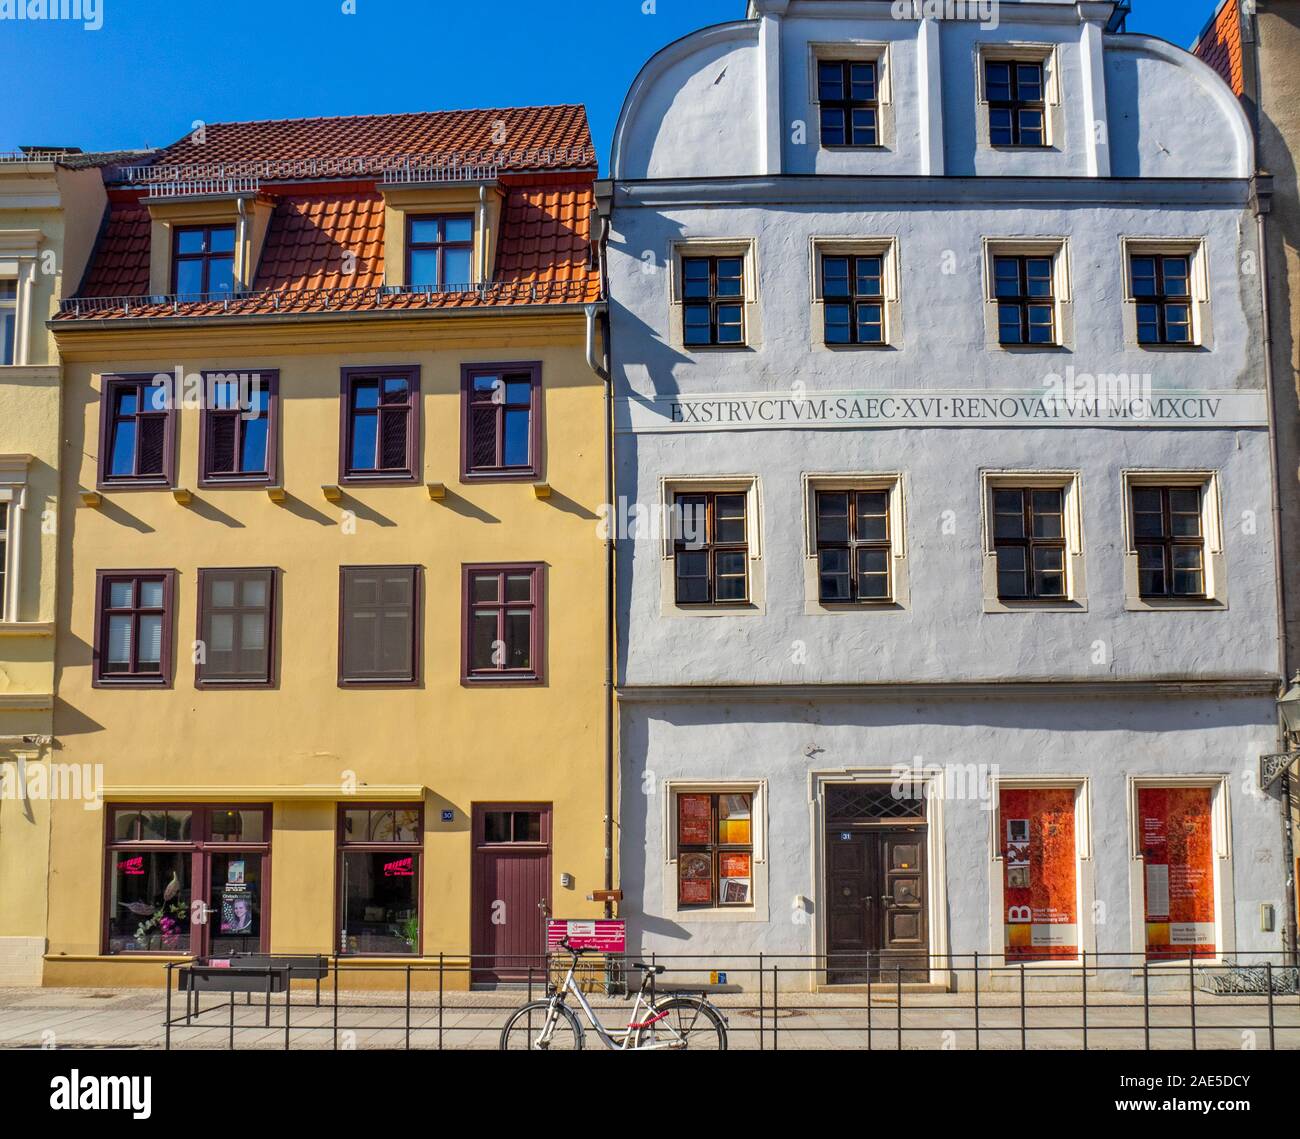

[172,224,236,297]
[408,215,473,291]
[985,60,1046,147]
[817,60,878,148]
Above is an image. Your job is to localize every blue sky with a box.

[2,0,1223,171]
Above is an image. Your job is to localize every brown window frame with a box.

[171,223,237,297]
[681,256,746,347]
[675,791,755,909]
[198,370,279,487]
[985,59,1047,147]
[338,565,422,688]
[195,567,278,689]
[991,487,1068,601]
[97,374,178,489]
[102,803,272,957]
[460,362,543,481]
[1132,485,1207,600]
[994,255,1056,346]
[405,213,474,291]
[461,562,545,686]
[1131,254,1195,346]
[339,366,421,486]
[93,569,177,688]
[673,491,750,605]
[820,253,885,346]
[817,58,880,148]
[814,489,892,604]
[335,803,424,958]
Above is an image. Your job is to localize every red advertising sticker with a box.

[1139,787,1215,960]
[1001,787,1078,961]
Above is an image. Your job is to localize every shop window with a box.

[337,805,423,956]
[675,792,754,908]
[340,367,420,484]
[999,787,1080,962]
[98,375,177,488]
[93,571,176,687]
[104,804,270,956]
[339,565,421,686]
[200,371,277,486]
[462,563,544,684]
[1137,787,1217,961]
[461,363,541,480]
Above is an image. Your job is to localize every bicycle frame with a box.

[538,953,691,1051]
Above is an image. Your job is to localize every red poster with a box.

[1139,787,1215,960]
[678,852,713,905]
[1001,788,1078,961]
[678,794,712,846]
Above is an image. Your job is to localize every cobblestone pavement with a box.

[2,985,1299,1050]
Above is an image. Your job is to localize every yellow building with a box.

[0,146,132,986]
[45,108,613,988]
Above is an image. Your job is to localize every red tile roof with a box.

[145,105,595,177]
[1193,0,1245,97]
[58,104,603,321]
[78,205,151,297]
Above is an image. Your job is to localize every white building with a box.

[600,0,1290,989]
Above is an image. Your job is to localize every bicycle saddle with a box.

[631,961,666,975]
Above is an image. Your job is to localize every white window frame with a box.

[808,236,901,350]
[667,237,760,351]
[987,775,1094,967]
[0,230,43,367]
[981,237,1073,351]
[659,474,764,617]
[662,778,768,923]
[802,472,909,614]
[1125,775,1234,966]
[0,455,32,623]
[1120,237,1212,350]
[808,41,893,151]
[976,42,1063,151]
[980,470,1086,612]
[1121,469,1226,610]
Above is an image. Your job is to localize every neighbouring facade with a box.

[604,0,1290,989]
[1195,0,1300,953]
[0,147,127,985]
[45,107,611,988]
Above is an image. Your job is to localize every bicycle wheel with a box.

[635,997,727,1050]
[499,1000,585,1050]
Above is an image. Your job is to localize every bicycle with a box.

[499,937,728,1050]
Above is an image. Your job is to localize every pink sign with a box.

[547,919,626,953]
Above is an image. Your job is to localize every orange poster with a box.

[1001,788,1078,961]
[1139,787,1215,960]
[678,794,712,846]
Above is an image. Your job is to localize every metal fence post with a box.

[773,966,780,1051]
[972,951,979,1052]
[758,952,765,1052]
[897,967,903,1051]
[332,957,339,1050]
[1266,961,1276,1051]
[1019,963,1028,1050]
[1143,960,1150,1051]
[438,952,444,1051]
[1188,950,1197,1051]
[405,964,412,1051]
[867,964,873,1052]
[165,964,173,1052]
[1081,949,1088,1051]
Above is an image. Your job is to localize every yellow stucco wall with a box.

[45,312,610,987]
[0,162,103,983]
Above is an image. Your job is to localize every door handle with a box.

[880,894,894,906]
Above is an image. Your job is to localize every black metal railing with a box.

[162,949,1300,1052]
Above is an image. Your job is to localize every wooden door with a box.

[470,804,551,985]
[825,824,929,983]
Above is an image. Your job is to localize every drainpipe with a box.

[235,197,248,291]
[585,289,614,918]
